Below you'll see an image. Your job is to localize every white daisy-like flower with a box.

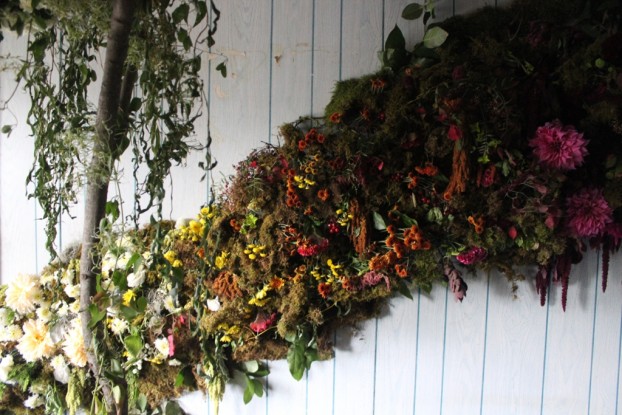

[163,295,177,313]
[62,319,87,367]
[109,318,129,336]
[50,355,71,384]
[39,269,55,285]
[64,284,80,299]
[69,301,81,314]
[5,274,42,315]
[154,337,169,358]
[168,359,182,366]
[127,268,146,288]
[0,324,23,342]
[16,319,56,362]
[60,269,75,287]
[35,301,51,322]
[207,297,221,312]
[0,354,14,383]
[24,393,44,409]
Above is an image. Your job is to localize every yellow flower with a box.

[189,220,204,237]
[215,251,229,269]
[122,290,136,306]
[164,250,177,264]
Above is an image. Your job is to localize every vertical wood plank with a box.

[588,252,622,414]
[374,295,419,414]
[541,253,598,414]
[209,0,272,181]
[441,275,488,415]
[412,285,448,414]
[481,275,547,414]
[340,0,384,79]
[0,34,46,279]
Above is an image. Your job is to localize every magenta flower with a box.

[566,188,612,238]
[456,246,487,265]
[529,120,588,170]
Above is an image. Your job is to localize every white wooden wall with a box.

[2,1,622,414]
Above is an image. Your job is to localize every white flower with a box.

[39,270,55,285]
[168,359,182,366]
[50,355,71,384]
[116,252,132,270]
[24,393,44,409]
[36,302,52,322]
[69,301,81,314]
[154,337,169,358]
[0,354,14,383]
[56,301,70,317]
[163,295,177,313]
[0,324,23,342]
[5,274,41,315]
[16,319,55,362]
[109,318,129,336]
[63,319,87,367]
[60,269,76,287]
[101,252,116,278]
[64,284,80,299]
[207,297,221,312]
[127,268,146,288]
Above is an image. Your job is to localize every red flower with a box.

[298,139,307,151]
[318,282,332,298]
[448,124,463,141]
[250,312,278,333]
[329,112,342,123]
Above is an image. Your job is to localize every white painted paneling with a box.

[2,1,622,415]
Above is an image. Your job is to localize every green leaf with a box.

[112,386,122,405]
[88,304,106,329]
[164,401,184,415]
[194,1,208,27]
[174,371,185,388]
[423,26,449,49]
[252,379,264,397]
[126,252,143,271]
[124,335,143,358]
[120,305,139,321]
[129,97,142,112]
[216,62,227,78]
[287,343,306,381]
[243,382,254,404]
[136,296,148,313]
[384,25,406,51]
[396,279,414,300]
[105,201,120,221]
[172,4,190,24]
[1,125,13,135]
[372,211,387,231]
[137,394,148,412]
[112,270,128,291]
[402,3,424,20]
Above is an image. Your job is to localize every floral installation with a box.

[1,0,622,413]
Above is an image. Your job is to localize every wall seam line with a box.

[539,273,552,415]
[439,285,449,415]
[587,250,601,414]
[479,275,491,415]
[412,288,421,415]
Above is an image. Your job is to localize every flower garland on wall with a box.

[1,0,621,413]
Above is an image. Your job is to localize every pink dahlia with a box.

[529,120,588,170]
[456,246,487,265]
[566,188,612,238]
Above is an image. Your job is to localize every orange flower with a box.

[415,163,439,176]
[468,215,485,234]
[270,276,285,290]
[298,139,307,151]
[317,188,330,202]
[318,282,332,299]
[395,264,408,278]
[229,218,241,232]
